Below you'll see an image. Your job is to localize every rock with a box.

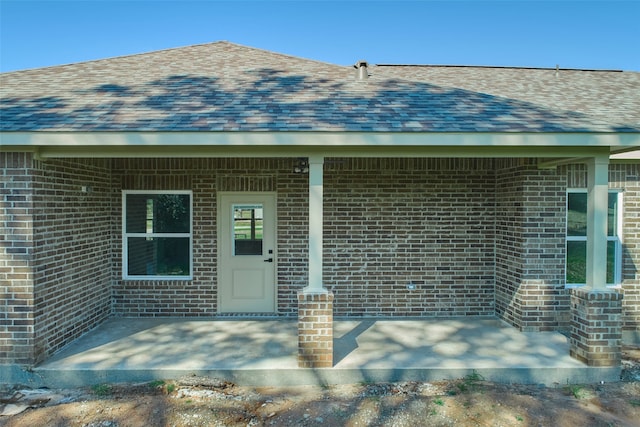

[82,422,119,427]
[0,388,66,416]
[177,375,233,388]
[1,403,29,416]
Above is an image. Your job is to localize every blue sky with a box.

[1,0,639,73]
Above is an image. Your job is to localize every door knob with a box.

[264,258,273,263]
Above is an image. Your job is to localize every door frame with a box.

[216,191,277,313]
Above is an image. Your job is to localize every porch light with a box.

[294,158,309,174]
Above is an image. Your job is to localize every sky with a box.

[0,0,639,73]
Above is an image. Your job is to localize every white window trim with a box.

[122,190,193,280]
[565,188,623,288]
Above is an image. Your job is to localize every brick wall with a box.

[0,152,36,365]
[495,160,524,328]
[31,158,112,362]
[496,159,567,332]
[324,158,496,317]
[275,171,309,315]
[566,163,640,343]
[111,165,207,316]
[495,161,524,328]
[107,157,598,325]
[111,158,308,316]
[110,158,501,318]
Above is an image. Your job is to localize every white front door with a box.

[218,192,276,313]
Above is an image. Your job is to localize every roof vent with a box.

[354,60,369,81]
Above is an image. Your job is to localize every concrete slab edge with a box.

[0,365,46,390]
[0,365,621,389]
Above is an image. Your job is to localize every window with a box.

[233,204,264,256]
[566,189,622,286]
[123,191,192,279]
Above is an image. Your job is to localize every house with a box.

[1,41,639,371]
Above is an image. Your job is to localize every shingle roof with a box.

[1,41,639,132]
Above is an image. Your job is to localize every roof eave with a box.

[2,130,639,146]
[2,131,639,160]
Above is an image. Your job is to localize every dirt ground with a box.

[2,346,640,427]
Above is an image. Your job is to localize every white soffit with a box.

[610,149,640,160]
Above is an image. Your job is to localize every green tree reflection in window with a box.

[566,191,620,285]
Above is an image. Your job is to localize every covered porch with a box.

[23,317,619,388]
[0,147,627,374]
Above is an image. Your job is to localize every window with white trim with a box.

[122,191,192,279]
[566,189,622,287]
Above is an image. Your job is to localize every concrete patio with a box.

[10,317,621,388]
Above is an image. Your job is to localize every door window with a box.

[233,204,264,255]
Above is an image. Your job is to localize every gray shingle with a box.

[1,41,639,132]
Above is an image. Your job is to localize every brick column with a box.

[298,291,334,368]
[570,288,623,366]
